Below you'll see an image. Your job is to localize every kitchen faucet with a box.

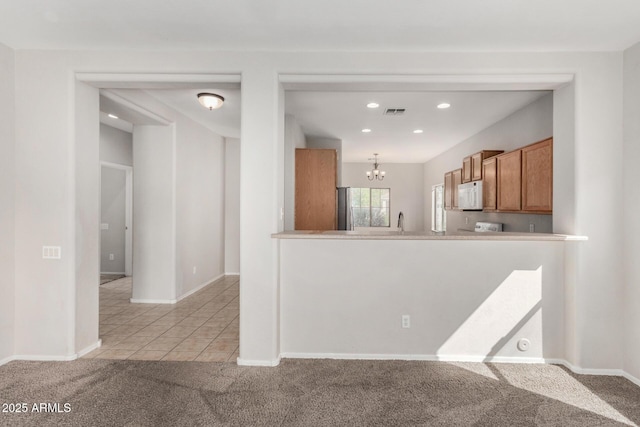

[398,211,404,232]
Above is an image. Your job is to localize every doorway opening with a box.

[77,74,242,362]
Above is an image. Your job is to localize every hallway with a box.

[84,276,239,362]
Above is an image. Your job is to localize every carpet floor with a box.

[0,359,639,426]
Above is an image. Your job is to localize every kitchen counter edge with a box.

[271,231,588,241]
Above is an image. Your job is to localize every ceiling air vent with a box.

[384,108,406,115]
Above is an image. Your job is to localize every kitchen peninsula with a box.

[274,230,585,364]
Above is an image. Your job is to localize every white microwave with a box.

[458,181,483,210]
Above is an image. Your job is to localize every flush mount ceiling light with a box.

[362,128,372,133]
[413,129,423,134]
[197,93,225,110]
[108,114,118,119]
[437,103,451,109]
[366,102,379,109]
[366,153,385,181]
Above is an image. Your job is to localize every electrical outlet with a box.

[109,253,115,261]
[529,223,535,233]
[401,315,411,328]
[517,338,531,352]
[193,266,197,275]
[280,207,284,220]
[465,217,469,225]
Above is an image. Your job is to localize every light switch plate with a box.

[42,246,62,259]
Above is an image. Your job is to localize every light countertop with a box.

[272,230,587,241]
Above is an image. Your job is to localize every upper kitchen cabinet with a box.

[482,156,497,210]
[444,168,465,210]
[462,156,472,183]
[472,150,503,181]
[452,168,462,210]
[462,150,503,183]
[295,148,337,230]
[444,169,462,210]
[521,138,553,213]
[444,171,453,210]
[496,150,522,211]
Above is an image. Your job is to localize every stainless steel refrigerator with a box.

[336,187,353,230]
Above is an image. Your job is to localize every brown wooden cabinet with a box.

[472,150,503,181]
[496,150,522,211]
[295,148,337,230]
[452,168,462,210]
[444,168,462,210]
[482,157,497,210]
[444,171,453,210]
[462,156,472,183]
[522,138,553,213]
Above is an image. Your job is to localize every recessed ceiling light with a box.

[108,114,118,119]
[437,103,451,109]
[362,128,372,133]
[366,102,379,109]
[413,129,423,134]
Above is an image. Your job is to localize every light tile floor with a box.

[83,275,239,362]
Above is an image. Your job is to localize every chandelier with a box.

[366,153,385,181]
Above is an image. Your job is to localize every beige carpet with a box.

[0,359,639,426]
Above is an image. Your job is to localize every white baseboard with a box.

[8,354,78,362]
[279,353,640,387]
[76,340,102,358]
[281,352,550,364]
[623,371,640,387]
[0,355,15,366]
[225,272,240,276]
[553,359,626,377]
[176,274,224,302]
[237,356,281,367]
[130,298,177,304]
[100,271,126,275]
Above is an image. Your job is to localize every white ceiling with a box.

[1,1,640,51]
[100,87,548,163]
[99,88,241,139]
[286,90,549,163]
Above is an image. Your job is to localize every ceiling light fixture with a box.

[197,93,225,110]
[366,153,385,181]
[366,102,379,109]
[437,103,451,109]
[362,128,372,133]
[108,114,118,119]
[413,129,423,134]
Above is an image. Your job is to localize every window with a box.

[431,184,446,232]
[350,188,390,227]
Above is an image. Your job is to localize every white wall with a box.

[99,123,132,166]
[132,125,176,302]
[623,41,640,382]
[14,51,74,357]
[342,163,424,231]
[8,49,626,370]
[281,238,565,362]
[116,89,227,301]
[284,115,306,231]
[99,123,132,275]
[423,93,554,233]
[225,138,241,274]
[0,43,15,362]
[175,112,225,296]
[100,166,126,273]
[74,81,100,354]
